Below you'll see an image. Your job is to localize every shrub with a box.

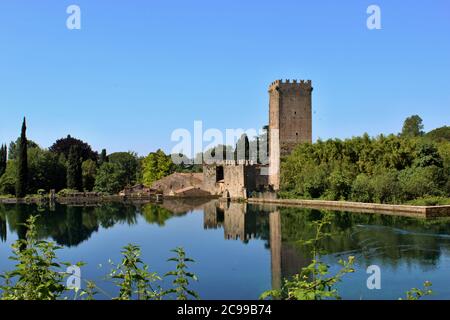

[325,167,354,200]
[350,174,374,203]
[371,170,402,204]
[57,189,79,197]
[398,166,445,200]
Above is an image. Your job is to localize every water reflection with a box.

[2,200,450,291]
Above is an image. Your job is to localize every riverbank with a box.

[3,194,450,219]
[0,195,163,205]
[247,198,450,218]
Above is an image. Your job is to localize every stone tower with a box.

[268,79,313,190]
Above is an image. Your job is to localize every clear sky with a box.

[1,0,449,156]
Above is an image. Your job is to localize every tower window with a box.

[296,132,299,136]
[216,166,224,182]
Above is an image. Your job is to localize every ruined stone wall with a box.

[223,165,246,198]
[223,165,257,199]
[202,165,218,195]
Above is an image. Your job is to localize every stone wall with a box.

[268,79,313,190]
[203,163,259,199]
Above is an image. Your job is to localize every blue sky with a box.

[0,0,449,156]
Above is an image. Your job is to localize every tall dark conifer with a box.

[0,144,7,176]
[99,149,108,165]
[16,118,28,198]
[67,145,83,191]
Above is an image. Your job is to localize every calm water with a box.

[1,200,450,300]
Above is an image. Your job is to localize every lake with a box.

[1,199,450,300]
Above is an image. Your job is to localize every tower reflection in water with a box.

[203,201,310,290]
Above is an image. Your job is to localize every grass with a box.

[406,196,450,206]
[277,191,450,206]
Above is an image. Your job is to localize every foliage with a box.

[203,145,234,164]
[16,118,28,198]
[401,281,433,300]
[82,159,97,191]
[406,196,450,206]
[0,161,17,195]
[108,244,163,300]
[99,149,108,165]
[401,115,424,138]
[0,215,199,300]
[234,134,250,161]
[164,247,199,300]
[8,138,39,160]
[142,149,175,186]
[49,135,98,162]
[261,214,355,300]
[171,153,202,173]
[281,124,450,204]
[108,152,139,187]
[28,148,67,193]
[0,144,7,177]
[94,162,127,194]
[56,189,81,197]
[426,126,450,143]
[66,145,83,191]
[0,216,80,300]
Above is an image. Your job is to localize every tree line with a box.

[0,118,187,197]
[0,118,269,198]
[281,115,450,204]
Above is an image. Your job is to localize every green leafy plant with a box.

[261,214,355,300]
[164,247,199,300]
[108,244,163,300]
[0,216,82,300]
[0,216,200,301]
[401,281,433,300]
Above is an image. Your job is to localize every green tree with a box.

[8,138,38,160]
[28,148,66,193]
[401,115,424,138]
[82,159,97,191]
[234,134,250,161]
[142,149,174,186]
[49,135,98,162]
[426,126,450,143]
[1,147,66,195]
[350,174,374,203]
[108,152,139,187]
[99,149,108,165]
[0,144,7,177]
[0,161,17,195]
[16,118,28,198]
[67,145,83,191]
[94,162,127,194]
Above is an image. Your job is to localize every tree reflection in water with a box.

[1,200,450,289]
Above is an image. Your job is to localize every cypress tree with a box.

[99,149,108,165]
[67,145,83,191]
[16,118,28,198]
[0,144,6,176]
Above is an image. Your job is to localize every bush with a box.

[398,166,445,200]
[350,174,374,203]
[406,196,450,206]
[371,170,402,204]
[57,189,79,197]
[324,167,354,200]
